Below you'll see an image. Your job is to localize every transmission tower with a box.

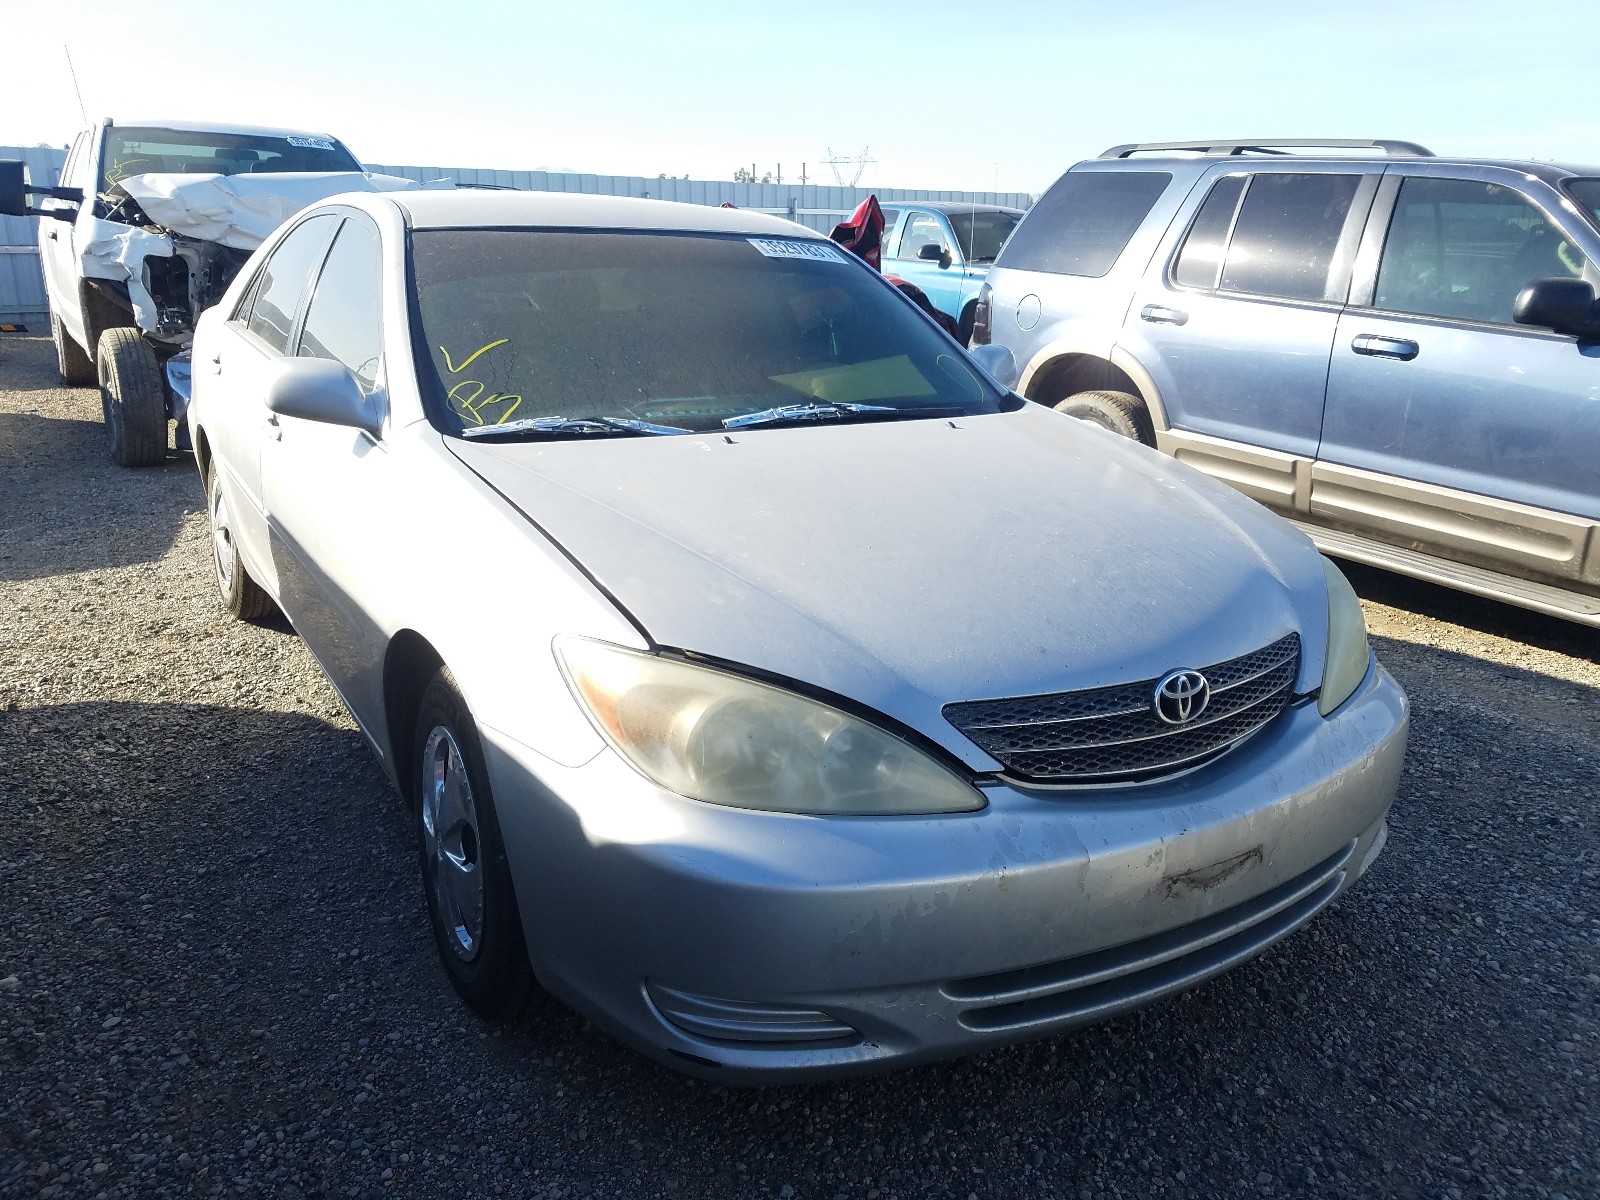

[823,147,877,187]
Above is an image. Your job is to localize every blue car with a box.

[879,202,1024,341]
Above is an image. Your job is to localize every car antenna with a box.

[63,45,89,125]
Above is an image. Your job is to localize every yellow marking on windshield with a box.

[439,339,508,374]
[448,379,523,426]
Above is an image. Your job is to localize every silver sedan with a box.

[187,190,1408,1082]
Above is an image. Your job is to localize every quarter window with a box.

[297,218,384,391]
[995,171,1170,278]
[1219,174,1361,302]
[897,213,950,260]
[242,215,339,354]
[1374,177,1594,326]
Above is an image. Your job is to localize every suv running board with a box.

[1289,521,1600,627]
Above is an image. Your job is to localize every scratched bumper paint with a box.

[477,660,1407,1084]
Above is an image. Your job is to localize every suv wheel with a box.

[96,328,169,468]
[1053,389,1155,446]
[52,315,96,386]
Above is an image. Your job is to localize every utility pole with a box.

[777,163,782,185]
[800,163,807,185]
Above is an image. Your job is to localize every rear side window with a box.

[1219,174,1361,301]
[997,171,1170,277]
[242,214,339,353]
[298,218,384,391]
[1173,175,1248,289]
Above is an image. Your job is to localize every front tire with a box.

[96,327,168,467]
[1052,388,1155,446]
[207,469,273,620]
[52,314,96,386]
[414,669,540,1022]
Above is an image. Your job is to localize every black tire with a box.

[1053,388,1156,446]
[51,314,96,386]
[96,327,169,467]
[206,468,274,621]
[413,669,541,1022]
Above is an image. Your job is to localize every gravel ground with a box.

[1,332,1595,1200]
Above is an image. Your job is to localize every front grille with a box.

[943,633,1300,783]
[945,838,1354,1033]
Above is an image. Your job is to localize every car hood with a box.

[447,406,1331,768]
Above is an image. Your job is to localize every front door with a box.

[886,209,963,320]
[1124,169,1375,460]
[1317,171,1600,580]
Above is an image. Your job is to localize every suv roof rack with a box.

[1099,139,1434,159]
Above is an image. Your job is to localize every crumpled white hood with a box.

[111,170,423,249]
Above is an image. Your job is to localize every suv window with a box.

[1374,177,1594,326]
[1219,174,1361,301]
[997,171,1170,278]
[897,213,950,260]
[297,218,384,391]
[242,215,339,353]
[1566,180,1600,230]
[1173,175,1248,289]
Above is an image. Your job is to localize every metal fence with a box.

[0,145,1031,326]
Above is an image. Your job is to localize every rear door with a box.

[1316,167,1600,581]
[205,213,340,589]
[1125,167,1377,459]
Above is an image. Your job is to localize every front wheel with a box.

[206,469,274,620]
[1052,388,1155,446]
[96,327,168,467]
[414,669,541,1021]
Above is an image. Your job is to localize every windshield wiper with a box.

[460,415,691,441]
[722,402,906,431]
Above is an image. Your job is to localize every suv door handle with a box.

[1140,304,1188,325]
[1352,334,1419,361]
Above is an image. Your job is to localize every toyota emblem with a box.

[1153,669,1210,725]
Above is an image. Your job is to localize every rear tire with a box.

[52,314,96,386]
[413,669,542,1022]
[1053,388,1155,446]
[96,327,168,468]
[206,469,274,621]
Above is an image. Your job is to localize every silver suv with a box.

[977,139,1600,627]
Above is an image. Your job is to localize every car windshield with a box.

[1566,180,1600,231]
[947,210,1021,263]
[100,127,361,190]
[410,229,1010,435]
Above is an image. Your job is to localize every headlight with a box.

[1319,557,1372,715]
[556,637,985,816]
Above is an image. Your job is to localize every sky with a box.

[8,0,1598,196]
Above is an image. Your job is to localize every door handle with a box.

[46,228,58,241]
[1140,304,1188,325]
[1351,334,1419,361]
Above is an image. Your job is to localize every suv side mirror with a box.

[265,358,383,436]
[968,344,1019,390]
[1514,277,1600,340]
[0,159,82,221]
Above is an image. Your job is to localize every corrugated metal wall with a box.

[0,144,1032,325]
[0,146,66,326]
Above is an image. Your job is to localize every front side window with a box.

[241,215,339,354]
[947,210,1021,264]
[896,213,951,260]
[1374,177,1594,325]
[996,170,1171,278]
[411,230,1010,434]
[99,127,361,191]
[297,218,384,391]
[1219,173,1361,301]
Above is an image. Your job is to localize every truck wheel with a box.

[1053,389,1155,446]
[52,315,96,386]
[96,328,169,468]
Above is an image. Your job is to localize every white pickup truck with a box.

[0,118,426,466]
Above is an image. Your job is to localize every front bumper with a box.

[481,659,1407,1084]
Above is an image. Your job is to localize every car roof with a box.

[891,201,1024,215]
[108,118,347,142]
[1081,154,1596,186]
[390,189,830,238]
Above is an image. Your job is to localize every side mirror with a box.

[265,358,383,436]
[917,242,953,268]
[0,159,82,221]
[1514,277,1600,339]
[967,344,1019,391]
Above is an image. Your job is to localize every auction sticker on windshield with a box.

[287,136,336,150]
[747,238,847,263]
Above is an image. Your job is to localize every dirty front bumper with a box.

[481,660,1407,1084]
